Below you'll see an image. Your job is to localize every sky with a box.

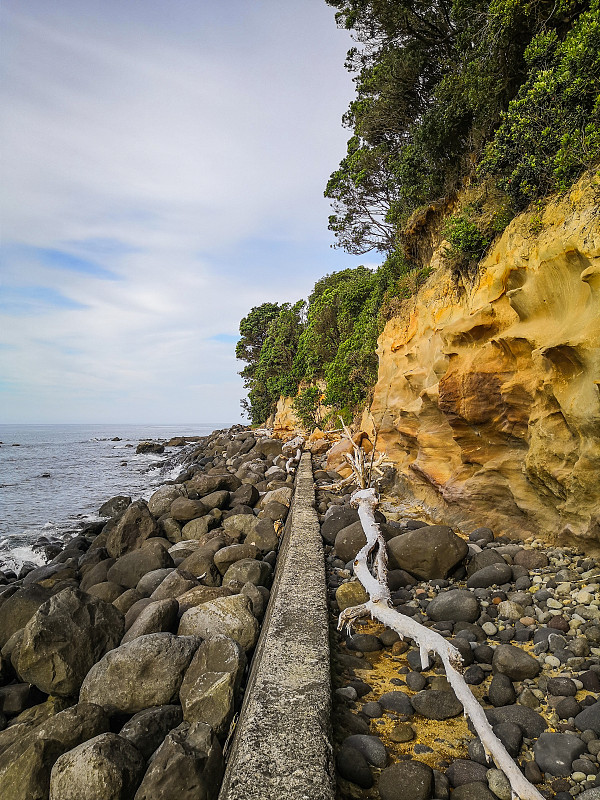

[0,0,376,424]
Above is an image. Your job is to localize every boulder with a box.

[186,473,241,496]
[334,521,398,564]
[136,441,164,454]
[137,567,175,597]
[410,689,463,719]
[378,760,433,800]
[257,486,292,509]
[85,581,124,603]
[148,485,186,519]
[214,544,261,575]
[492,645,541,680]
[0,585,53,648]
[121,598,179,644]
[230,484,259,508]
[49,732,145,800]
[150,569,199,601]
[178,595,259,651]
[80,559,115,592]
[177,550,221,587]
[466,563,514,589]
[222,559,272,588]
[200,490,230,511]
[336,581,369,611]
[80,633,200,714]
[113,588,144,614]
[222,514,259,540]
[177,586,235,615]
[387,525,468,579]
[107,541,174,589]
[244,519,279,553]
[170,497,207,523]
[133,722,224,800]
[426,589,480,623]
[321,506,359,545]
[98,496,131,518]
[158,516,183,543]
[17,588,124,697]
[0,703,109,800]
[466,549,506,577]
[106,501,159,558]
[534,731,586,777]
[120,705,183,760]
[180,636,246,733]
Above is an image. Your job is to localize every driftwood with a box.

[339,488,545,800]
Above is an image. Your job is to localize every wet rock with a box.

[17,587,124,697]
[346,634,382,653]
[49,732,145,800]
[98,496,131,518]
[133,721,223,800]
[386,525,468,580]
[80,633,200,714]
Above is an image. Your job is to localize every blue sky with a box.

[0,0,376,424]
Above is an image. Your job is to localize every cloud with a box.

[0,0,372,423]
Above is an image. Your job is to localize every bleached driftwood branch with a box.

[320,417,392,491]
[282,436,304,473]
[339,488,545,800]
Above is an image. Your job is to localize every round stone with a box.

[378,760,433,800]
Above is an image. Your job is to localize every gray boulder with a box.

[98,495,131,518]
[133,722,223,800]
[178,595,259,651]
[150,569,199,601]
[148,485,186,519]
[170,497,207,522]
[222,558,272,588]
[177,586,235,616]
[106,501,159,558]
[121,598,179,644]
[137,568,175,597]
[426,589,480,623]
[107,540,174,588]
[534,731,586,776]
[49,733,145,800]
[179,636,246,734]
[244,519,279,554]
[80,633,200,714]
[466,563,513,589]
[387,525,468,579]
[17,587,124,697]
[0,585,53,648]
[120,705,183,760]
[0,703,109,800]
[214,544,260,575]
[492,644,541,680]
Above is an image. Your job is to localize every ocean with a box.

[0,423,233,572]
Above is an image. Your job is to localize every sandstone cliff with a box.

[370,172,600,551]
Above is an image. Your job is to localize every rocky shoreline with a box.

[0,425,297,800]
[314,455,600,800]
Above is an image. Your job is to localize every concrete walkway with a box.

[218,451,335,800]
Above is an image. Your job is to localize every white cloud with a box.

[0,0,370,423]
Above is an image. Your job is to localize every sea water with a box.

[0,423,232,571]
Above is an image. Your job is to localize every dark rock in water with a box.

[106,501,159,558]
[466,562,513,588]
[49,732,145,800]
[386,525,468,580]
[534,731,586,776]
[492,644,541,680]
[133,721,224,800]
[378,760,433,800]
[411,689,463,719]
[120,705,183,760]
[136,441,165,454]
[426,589,480,623]
[80,632,200,714]
[98,495,132,518]
[446,759,489,787]
[488,674,516,707]
[0,702,109,800]
[336,744,373,788]
[17,587,124,697]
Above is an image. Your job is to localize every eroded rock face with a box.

[368,173,600,551]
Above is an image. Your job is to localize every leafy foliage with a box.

[292,386,322,431]
[325,0,596,251]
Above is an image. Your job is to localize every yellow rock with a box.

[335,581,369,611]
